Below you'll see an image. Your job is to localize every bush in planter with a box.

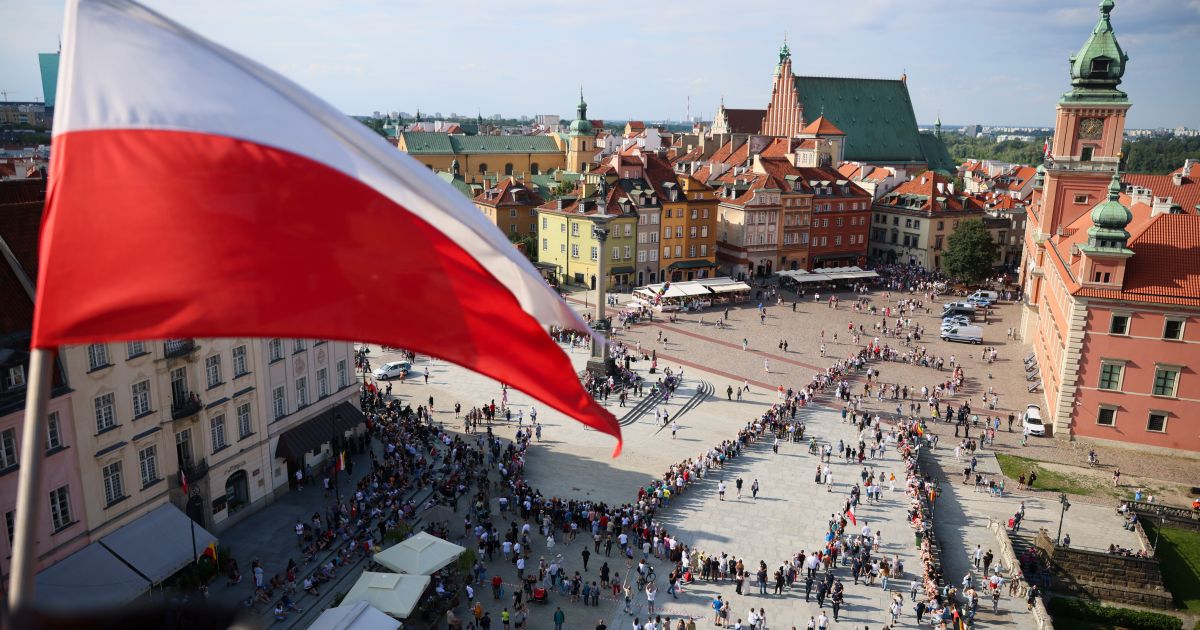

[1046,597,1182,630]
[382,523,412,546]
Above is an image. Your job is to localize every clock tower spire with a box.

[1040,0,1131,237]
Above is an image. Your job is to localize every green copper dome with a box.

[1086,172,1133,250]
[1064,0,1128,103]
[569,89,590,136]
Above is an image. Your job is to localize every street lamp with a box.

[331,413,342,506]
[1055,493,1071,544]
[1152,507,1166,555]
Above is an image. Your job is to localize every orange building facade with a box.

[1019,1,1200,456]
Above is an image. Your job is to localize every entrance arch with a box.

[225,470,249,515]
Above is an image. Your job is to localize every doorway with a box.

[225,470,249,515]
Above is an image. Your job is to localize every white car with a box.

[373,361,411,380]
[1023,404,1046,436]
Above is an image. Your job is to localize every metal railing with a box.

[163,338,197,358]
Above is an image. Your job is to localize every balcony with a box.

[171,391,202,420]
[177,458,208,486]
[163,338,198,359]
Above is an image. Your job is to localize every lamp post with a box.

[1055,493,1071,544]
[586,178,613,380]
[331,413,341,506]
[1152,507,1166,555]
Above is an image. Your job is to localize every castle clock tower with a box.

[1040,0,1130,237]
[566,89,593,173]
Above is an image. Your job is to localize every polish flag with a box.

[844,505,857,526]
[34,0,621,452]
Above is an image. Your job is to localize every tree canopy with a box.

[945,132,1199,176]
[943,219,998,284]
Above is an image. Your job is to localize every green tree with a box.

[942,219,998,284]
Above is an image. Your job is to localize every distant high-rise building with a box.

[38,52,59,109]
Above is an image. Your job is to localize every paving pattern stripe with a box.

[648,320,827,372]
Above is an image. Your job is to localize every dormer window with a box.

[1091,58,1111,75]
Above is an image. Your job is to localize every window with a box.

[237,403,253,439]
[1147,412,1167,433]
[509,208,518,218]
[49,486,71,531]
[937,220,944,230]
[663,228,671,240]
[272,386,286,419]
[317,367,329,398]
[560,244,566,253]
[623,245,631,259]
[1097,362,1123,390]
[138,445,159,486]
[662,247,671,260]
[542,238,548,251]
[0,428,16,469]
[205,355,222,388]
[611,247,619,260]
[701,226,709,238]
[688,246,696,258]
[211,415,227,451]
[508,224,517,234]
[1109,313,1130,335]
[87,344,109,371]
[293,339,306,353]
[126,341,146,359]
[268,339,283,362]
[1152,367,1179,397]
[571,223,579,236]
[570,244,579,258]
[5,365,23,389]
[542,217,548,230]
[1081,147,1094,161]
[1096,406,1116,427]
[337,359,348,388]
[676,227,683,238]
[624,224,632,237]
[590,247,598,261]
[296,377,309,408]
[700,244,708,256]
[131,380,151,417]
[1163,318,1184,340]
[637,250,646,263]
[94,393,116,432]
[46,411,62,450]
[233,345,248,376]
[664,209,671,219]
[674,245,682,258]
[836,218,844,227]
[649,231,658,243]
[834,236,842,246]
[102,462,124,506]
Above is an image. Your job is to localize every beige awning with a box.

[309,600,402,630]
[373,531,466,575]
[341,572,430,619]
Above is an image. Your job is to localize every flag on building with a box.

[336,450,346,473]
[179,469,188,496]
[33,0,622,454]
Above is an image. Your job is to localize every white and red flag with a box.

[844,504,856,526]
[34,0,621,452]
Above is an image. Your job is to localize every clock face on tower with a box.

[1079,117,1104,140]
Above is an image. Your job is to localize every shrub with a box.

[1046,597,1182,630]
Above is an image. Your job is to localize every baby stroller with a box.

[531,586,548,604]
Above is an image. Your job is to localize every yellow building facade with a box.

[397,132,565,183]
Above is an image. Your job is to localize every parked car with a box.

[373,360,411,380]
[1023,404,1046,436]
[968,296,994,308]
[941,324,984,344]
[942,303,978,319]
[942,315,972,326]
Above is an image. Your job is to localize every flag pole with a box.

[8,347,56,609]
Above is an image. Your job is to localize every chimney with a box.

[921,176,927,185]
[1151,196,1175,217]
[1172,171,1184,186]
[1184,158,1198,178]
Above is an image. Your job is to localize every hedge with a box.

[1046,597,1182,630]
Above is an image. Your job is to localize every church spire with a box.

[1084,171,1133,252]
[1064,0,1128,103]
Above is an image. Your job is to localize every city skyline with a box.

[3,0,1200,128]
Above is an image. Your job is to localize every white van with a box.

[941,324,984,344]
[971,290,1000,302]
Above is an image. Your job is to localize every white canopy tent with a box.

[341,572,430,620]
[373,531,465,575]
[776,266,879,283]
[308,600,402,630]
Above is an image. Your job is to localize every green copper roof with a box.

[917,133,955,174]
[1062,0,1128,104]
[569,89,591,136]
[401,132,561,155]
[436,170,480,199]
[1084,172,1133,251]
[794,76,945,166]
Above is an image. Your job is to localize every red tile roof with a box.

[1074,213,1200,306]
[626,121,645,131]
[882,171,981,211]
[802,115,845,136]
[1122,165,1200,216]
[474,177,546,207]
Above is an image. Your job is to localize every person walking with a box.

[751,479,760,500]
[736,477,744,498]
[553,607,565,630]
[582,548,591,572]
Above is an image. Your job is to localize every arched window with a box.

[504,163,514,176]
[478,163,488,174]
[530,163,540,175]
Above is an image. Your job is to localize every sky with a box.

[4,0,1199,129]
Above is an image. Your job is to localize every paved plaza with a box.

[211,283,1144,628]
